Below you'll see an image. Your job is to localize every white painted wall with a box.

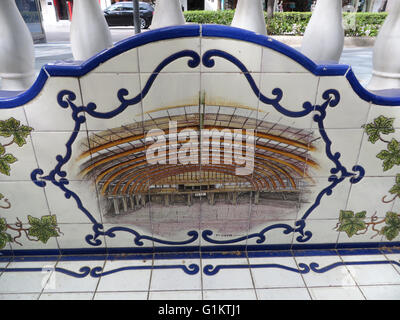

[39,0,58,24]
[99,0,112,10]
[205,0,219,11]
[180,0,188,11]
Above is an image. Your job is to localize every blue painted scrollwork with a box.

[31,48,365,249]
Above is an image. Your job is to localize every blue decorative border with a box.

[203,259,400,276]
[1,248,399,278]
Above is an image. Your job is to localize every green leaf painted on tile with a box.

[389,174,400,197]
[0,233,11,250]
[0,218,7,233]
[0,118,33,147]
[0,153,17,176]
[0,218,11,250]
[363,116,395,144]
[376,139,400,171]
[337,210,367,237]
[27,215,59,244]
[380,212,400,241]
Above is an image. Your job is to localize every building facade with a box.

[16,0,46,43]
[39,0,113,24]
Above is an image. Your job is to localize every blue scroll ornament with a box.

[31,49,364,248]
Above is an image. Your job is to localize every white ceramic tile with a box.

[80,73,143,131]
[358,129,400,177]
[297,178,352,221]
[366,104,400,129]
[56,224,106,250]
[149,290,202,300]
[101,223,154,249]
[0,261,9,272]
[96,259,152,292]
[294,255,356,287]
[39,292,94,300]
[0,105,28,127]
[0,121,37,181]
[360,285,400,300]
[141,73,200,115]
[202,73,260,112]
[309,128,365,179]
[249,256,306,288]
[341,254,400,286]
[299,219,342,245]
[151,222,201,249]
[261,46,309,73]
[258,73,319,130]
[43,260,103,293]
[314,76,371,129]
[250,196,299,222]
[93,48,139,73]
[0,293,39,300]
[257,287,311,300]
[44,179,102,224]
[24,77,84,132]
[308,286,365,300]
[0,181,50,224]
[202,258,254,290]
[150,258,201,291]
[201,38,262,73]
[201,226,248,248]
[0,261,57,293]
[138,38,201,73]
[337,229,384,245]
[346,176,398,220]
[9,226,59,251]
[384,254,400,273]
[201,200,250,247]
[94,291,148,300]
[203,289,256,300]
[246,220,296,246]
[31,131,90,180]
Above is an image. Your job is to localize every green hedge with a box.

[183,11,388,37]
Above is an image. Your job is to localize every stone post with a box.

[231,0,267,36]
[367,0,400,91]
[113,198,120,215]
[0,0,35,91]
[301,0,344,63]
[150,0,185,30]
[70,0,113,61]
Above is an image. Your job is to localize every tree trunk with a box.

[266,0,275,19]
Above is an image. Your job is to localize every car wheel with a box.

[140,18,146,29]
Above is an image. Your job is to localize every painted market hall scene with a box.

[0,0,400,301]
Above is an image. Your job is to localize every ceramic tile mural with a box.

[1,24,400,257]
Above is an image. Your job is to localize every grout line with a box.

[247,252,259,300]
[92,259,107,301]
[37,254,62,300]
[146,253,155,300]
[291,250,313,300]
[337,250,368,300]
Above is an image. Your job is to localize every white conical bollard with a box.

[231,0,267,36]
[70,0,113,61]
[0,0,35,91]
[150,0,186,30]
[367,0,400,91]
[301,0,344,63]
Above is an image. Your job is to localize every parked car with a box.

[104,1,154,29]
